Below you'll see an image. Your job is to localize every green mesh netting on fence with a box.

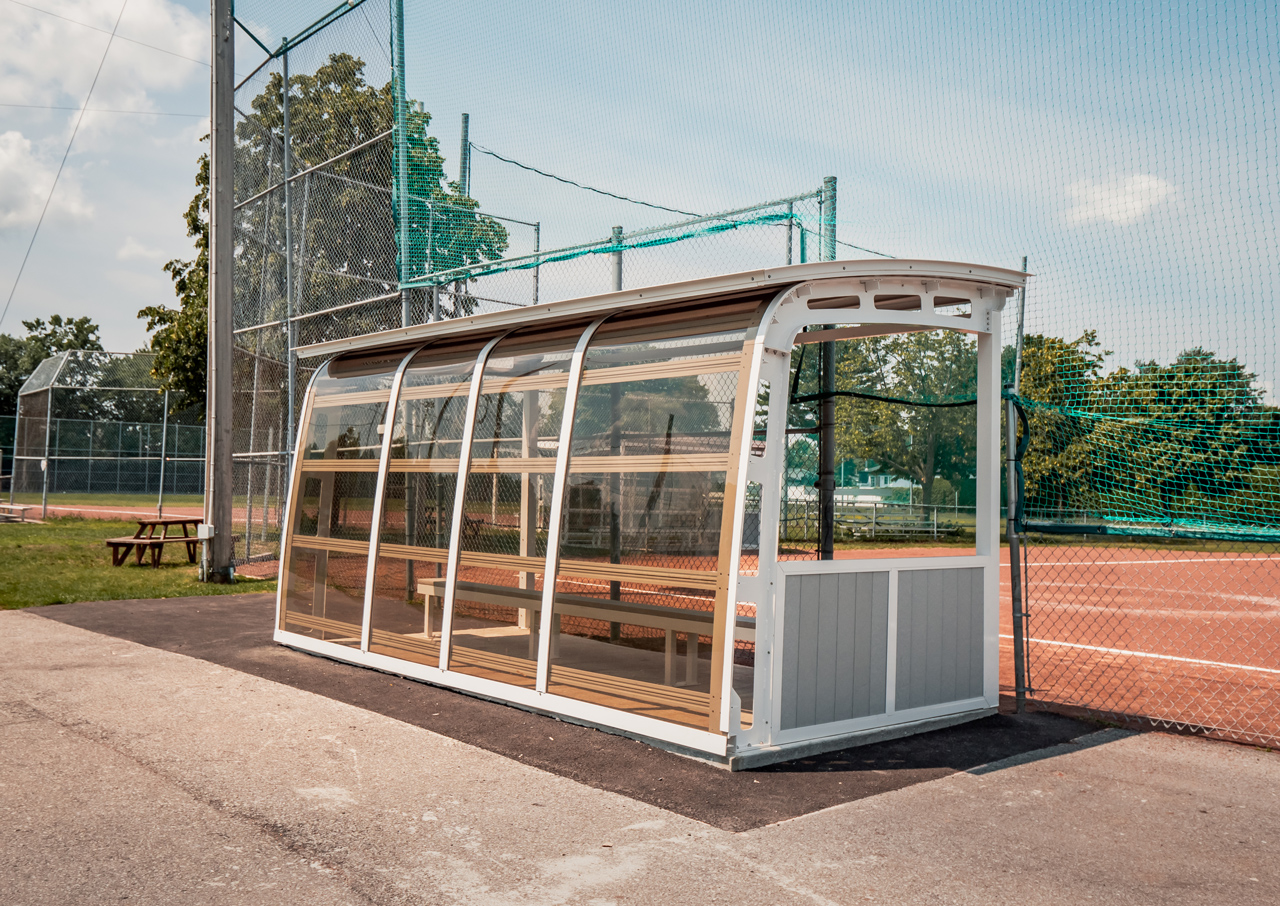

[228,0,1278,550]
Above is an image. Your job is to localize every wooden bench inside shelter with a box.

[418,579,755,688]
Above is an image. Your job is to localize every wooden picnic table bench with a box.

[105,516,202,568]
[418,578,755,687]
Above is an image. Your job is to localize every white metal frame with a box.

[274,262,1022,762]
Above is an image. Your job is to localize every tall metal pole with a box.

[459,112,471,197]
[206,0,235,581]
[157,389,169,518]
[608,235,623,639]
[282,47,297,464]
[8,402,19,504]
[611,225,623,292]
[40,387,51,521]
[533,222,541,305]
[817,177,837,560]
[1007,255,1030,711]
[785,200,793,265]
[393,0,410,326]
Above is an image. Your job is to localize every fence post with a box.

[40,384,52,520]
[157,390,169,517]
[611,226,623,291]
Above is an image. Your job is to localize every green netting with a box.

[229,1,1278,545]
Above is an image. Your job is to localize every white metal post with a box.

[157,389,169,517]
[535,317,608,692]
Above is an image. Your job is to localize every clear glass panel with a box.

[446,331,575,686]
[547,323,748,729]
[783,329,979,560]
[369,341,483,668]
[281,355,397,644]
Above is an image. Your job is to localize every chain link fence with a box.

[1018,531,1280,748]
[8,351,205,516]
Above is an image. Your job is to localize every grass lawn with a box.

[0,517,276,609]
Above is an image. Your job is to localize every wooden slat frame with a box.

[291,535,370,556]
[578,353,742,387]
[397,381,472,402]
[568,453,729,474]
[310,389,391,408]
[299,459,381,472]
[386,459,464,473]
[557,558,719,591]
[377,543,448,563]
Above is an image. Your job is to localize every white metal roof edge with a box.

[295,259,1030,360]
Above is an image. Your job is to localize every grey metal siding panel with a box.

[814,573,840,724]
[896,567,985,710]
[779,570,890,730]
[780,576,801,729]
[869,571,889,712]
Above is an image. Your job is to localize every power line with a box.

[1,0,128,332]
[469,143,699,217]
[1,103,204,117]
[4,0,208,67]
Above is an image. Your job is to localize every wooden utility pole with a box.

[204,0,235,581]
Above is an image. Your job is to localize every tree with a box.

[138,145,209,411]
[1015,331,1109,516]
[1093,348,1262,522]
[0,315,104,416]
[827,331,978,505]
[140,53,509,406]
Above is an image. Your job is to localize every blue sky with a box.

[3,1,1276,398]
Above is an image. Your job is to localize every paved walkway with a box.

[2,599,1277,905]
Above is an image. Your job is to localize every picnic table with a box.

[106,516,203,568]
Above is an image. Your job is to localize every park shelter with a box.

[274,260,1025,767]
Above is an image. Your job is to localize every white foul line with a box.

[999,634,1280,677]
[1028,556,1280,567]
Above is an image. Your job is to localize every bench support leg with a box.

[664,629,676,686]
[684,633,699,687]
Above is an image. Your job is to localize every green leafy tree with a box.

[140,53,509,406]
[828,331,978,505]
[1015,331,1109,516]
[1093,348,1262,522]
[138,146,209,411]
[0,315,104,416]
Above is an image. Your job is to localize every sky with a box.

[2,0,1276,399]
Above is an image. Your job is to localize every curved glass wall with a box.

[366,339,485,667]
[279,351,403,644]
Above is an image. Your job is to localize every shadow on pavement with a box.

[37,593,1109,831]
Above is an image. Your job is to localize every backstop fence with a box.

[220,1,1278,745]
[9,351,205,517]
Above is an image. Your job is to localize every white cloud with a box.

[117,236,165,262]
[1066,174,1176,226]
[0,131,92,230]
[0,0,206,129]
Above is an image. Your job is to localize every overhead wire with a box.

[1,0,129,331]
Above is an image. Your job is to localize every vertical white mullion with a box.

[274,363,324,632]
[885,567,899,715]
[438,334,506,671]
[716,288,793,736]
[360,345,424,652]
[535,316,608,693]
[975,312,1003,704]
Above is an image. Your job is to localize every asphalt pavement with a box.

[2,595,1276,905]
